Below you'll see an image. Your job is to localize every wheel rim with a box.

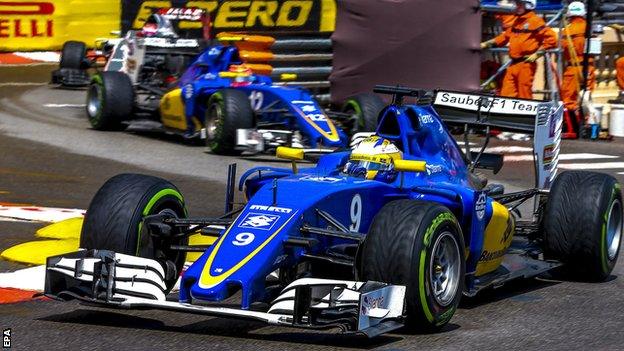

[206,103,222,141]
[429,231,461,306]
[606,199,622,260]
[87,84,102,118]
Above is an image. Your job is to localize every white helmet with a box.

[567,1,586,17]
[516,0,536,10]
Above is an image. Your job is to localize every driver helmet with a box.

[229,64,255,85]
[344,136,402,182]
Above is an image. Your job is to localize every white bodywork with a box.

[100,31,200,84]
[46,251,406,335]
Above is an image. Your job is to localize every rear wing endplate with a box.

[433,90,563,189]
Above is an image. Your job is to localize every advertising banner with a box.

[121,0,336,36]
[0,0,120,51]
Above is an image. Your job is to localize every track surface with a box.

[1,65,624,350]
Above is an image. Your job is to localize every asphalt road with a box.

[1,65,624,350]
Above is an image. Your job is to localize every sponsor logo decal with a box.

[249,204,292,213]
[301,175,342,183]
[184,84,194,99]
[159,7,205,21]
[475,192,486,221]
[479,248,506,262]
[239,212,280,230]
[300,104,316,113]
[426,164,443,175]
[361,295,384,316]
[420,113,434,124]
[435,92,539,116]
[543,143,555,169]
[248,90,263,111]
[0,1,54,38]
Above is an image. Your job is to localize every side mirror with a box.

[276,147,303,160]
[276,147,303,174]
[394,159,426,173]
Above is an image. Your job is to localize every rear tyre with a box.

[86,71,134,130]
[342,93,385,134]
[358,200,465,330]
[543,171,622,281]
[80,173,188,291]
[59,41,86,69]
[205,89,254,155]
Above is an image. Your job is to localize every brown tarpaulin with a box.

[330,0,481,104]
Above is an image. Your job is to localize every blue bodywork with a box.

[178,45,347,148]
[179,100,498,308]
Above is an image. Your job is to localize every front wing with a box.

[44,250,406,338]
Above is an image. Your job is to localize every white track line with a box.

[485,146,533,153]
[13,51,60,63]
[462,146,533,154]
[505,153,619,162]
[0,265,46,290]
[43,103,86,108]
[559,162,624,170]
[0,82,47,86]
[0,206,84,223]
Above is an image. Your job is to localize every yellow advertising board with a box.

[124,0,336,35]
[0,0,120,51]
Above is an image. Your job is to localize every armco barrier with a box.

[0,0,120,51]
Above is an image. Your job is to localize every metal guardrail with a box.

[270,37,332,103]
[272,53,333,62]
[274,81,331,89]
[271,39,332,51]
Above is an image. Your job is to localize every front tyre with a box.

[358,200,465,330]
[80,173,188,291]
[543,171,622,281]
[59,41,86,69]
[205,89,254,155]
[86,71,134,130]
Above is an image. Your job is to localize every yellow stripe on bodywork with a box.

[198,211,298,288]
[291,105,340,142]
[475,201,514,276]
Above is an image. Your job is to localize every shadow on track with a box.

[38,308,402,349]
[460,276,560,309]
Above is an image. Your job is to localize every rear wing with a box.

[433,90,563,189]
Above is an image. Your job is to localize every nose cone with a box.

[184,207,300,308]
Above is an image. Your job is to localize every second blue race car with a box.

[85,37,384,155]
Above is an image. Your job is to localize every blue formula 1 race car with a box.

[86,38,384,155]
[45,86,622,337]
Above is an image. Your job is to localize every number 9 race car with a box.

[44,86,622,337]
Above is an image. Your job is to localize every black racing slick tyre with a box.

[59,41,86,69]
[80,174,188,291]
[205,89,254,155]
[358,200,465,330]
[543,171,623,281]
[342,93,385,134]
[86,71,134,130]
